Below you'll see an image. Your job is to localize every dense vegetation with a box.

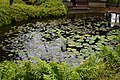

[0,40,120,80]
[0,0,67,27]
[0,0,120,80]
[108,0,120,4]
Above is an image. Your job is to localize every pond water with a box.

[0,13,120,67]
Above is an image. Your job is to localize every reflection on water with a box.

[111,13,119,23]
[105,12,120,27]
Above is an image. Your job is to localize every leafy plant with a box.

[0,0,67,27]
[0,42,120,80]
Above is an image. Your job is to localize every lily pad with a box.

[83,43,89,47]
[77,39,84,42]
[83,34,91,37]
[67,48,72,51]
[80,49,89,53]
[89,41,95,44]
[75,43,82,48]
[107,35,116,40]
[71,49,77,52]
[91,45,98,48]
[74,35,80,39]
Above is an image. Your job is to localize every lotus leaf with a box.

[74,35,80,39]
[77,32,81,34]
[107,35,117,40]
[100,35,105,39]
[80,49,89,53]
[95,35,101,39]
[68,40,75,44]
[68,36,73,38]
[71,49,77,52]
[67,48,72,51]
[68,44,75,47]
[83,43,89,47]
[89,41,95,44]
[99,36,108,41]
[67,52,73,55]
[95,47,101,50]
[95,43,103,46]
[70,32,75,35]
[89,49,95,53]
[76,39,84,42]
[73,51,79,54]
[83,34,91,37]
[66,31,70,34]
[98,40,107,44]
[91,45,97,48]
[96,23,100,26]
[86,39,89,42]
[8,54,13,57]
[75,43,82,48]
[91,36,97,40]
[80,36,86,39]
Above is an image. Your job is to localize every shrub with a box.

[108,0,120,4]
[0,0,24,4]
[0,4,11,26]
[10,4,37,22]
[0,0,9,4]
[29,0,49,5]
[75,40,120,80]
[39,0,67,17]
[0,0,67,27]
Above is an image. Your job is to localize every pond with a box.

[0,13,120,67]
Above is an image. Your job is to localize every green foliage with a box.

[108,0,120,4]
[0,61,17,80]
[10,4,37,22]
[0,0,24,4]
[13,0,25,4]
[0,4,11,26]
[0,0,67,27]
[0,42,120,80]
[49,62,71,80]
[0,0,9,4]
[40,0,67,16]
[75,42,120,80]
[29,0,48,5]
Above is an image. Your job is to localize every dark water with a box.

[0,13,120,66]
